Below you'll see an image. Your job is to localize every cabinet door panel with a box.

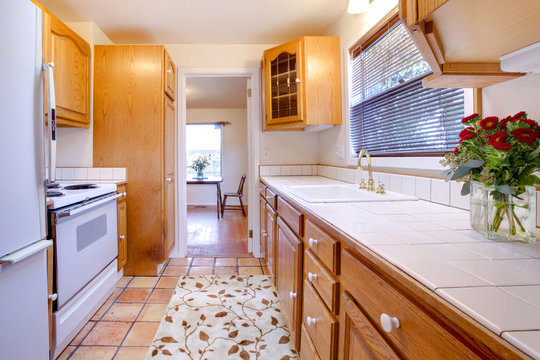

[259,196,267,260]
[276,217,303,347]
[266,204,276,279]
[44,13,90,127]
[163,96,175,259]
[340,292,400,360]
[117,195,128,270]
[264,39,304,126]
[164,49,176,100]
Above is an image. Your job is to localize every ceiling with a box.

[186,77,247,109]
[39,0,348,44]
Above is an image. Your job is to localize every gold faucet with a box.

[357,149,375,191]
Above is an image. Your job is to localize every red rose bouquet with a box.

[441,111,539,241]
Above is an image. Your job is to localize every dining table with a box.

[187,176,223,218]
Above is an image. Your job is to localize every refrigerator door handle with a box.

[43,62,56,183]
[0,240,52,265]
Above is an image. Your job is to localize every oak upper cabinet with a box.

[43,12,90,128]
[116,184,128,271]
[401,0,448,26]
[164,49,176,100]
[263,36,341,130]
[94,45,176,276]
[276,217,303,348]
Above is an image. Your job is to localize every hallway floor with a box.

[58,257,269,360]
[187,205,249,257]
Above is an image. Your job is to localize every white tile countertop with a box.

[261,175,540,359]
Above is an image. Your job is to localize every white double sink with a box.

[286,184,417,203]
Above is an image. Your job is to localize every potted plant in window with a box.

[190,154,212,179]
[441,111,539,243]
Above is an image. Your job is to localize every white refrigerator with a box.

[0,1,53,359]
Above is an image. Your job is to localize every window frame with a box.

[346,8,469,165]
[185,123,223,178]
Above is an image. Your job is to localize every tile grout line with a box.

[65,276,133,359]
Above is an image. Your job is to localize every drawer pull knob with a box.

[380,313,400,333]
[262,230,267,236]
[306,316,317,326]
[308,238,318,247]
[307,272,318,282]
[49,293,57,301]
[289,291,297,299]
[119,235,125,240]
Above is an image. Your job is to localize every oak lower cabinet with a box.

[260,180,529,360]
[265,203,276,279]
[43,12,90,127]
[259,195,267,260]
[276,217,303,348]
[94,45,176,276]
[340,292,399,360]
[116,184,128,270]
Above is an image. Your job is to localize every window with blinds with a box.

[349,17,464,156]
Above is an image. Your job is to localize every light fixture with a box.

[348,0,370,14]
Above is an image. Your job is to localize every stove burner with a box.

[63,184,98,190]
[46,182,60,189]
[47,191,64,197]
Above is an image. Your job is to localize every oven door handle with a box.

[57,193,122,219]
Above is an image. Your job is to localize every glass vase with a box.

[196,169,204,179]
[470,181,536,243]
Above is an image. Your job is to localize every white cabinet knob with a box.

[122,192,127,197]
[119,235,125,240]
[380,313,400,333]
[295,78,301,83]
[262,230,267,236]
[307,272,318,282]
[166,177,173,183]
[306,316,317,326]
[49,293,57,301]
[308,238,318,247]
[289,291,297,299]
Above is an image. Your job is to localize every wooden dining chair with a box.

[221,174,247,217]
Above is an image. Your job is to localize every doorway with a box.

[174,70,261,258]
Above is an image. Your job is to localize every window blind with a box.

[350,21,464,156]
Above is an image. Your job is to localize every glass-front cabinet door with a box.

[264,40,304,127]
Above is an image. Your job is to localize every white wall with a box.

[186,109,248,205]
[482,73,540,119]
[56,22,113,167]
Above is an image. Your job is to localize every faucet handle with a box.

[359,178,367,189]
[376,181,386,194]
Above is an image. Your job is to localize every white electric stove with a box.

[47,182,121,359]
[46,182,117,209]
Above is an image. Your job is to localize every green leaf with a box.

[463,159,484,168]
[496,185,516,195]
[461,181,471,196]
[451,165,473,180]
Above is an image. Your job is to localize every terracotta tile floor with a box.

[59,257,269,359]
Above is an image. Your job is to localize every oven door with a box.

[52,195,119,308]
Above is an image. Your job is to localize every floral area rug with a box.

[146,275,298,360]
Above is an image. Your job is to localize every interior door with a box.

[164,96,176,258]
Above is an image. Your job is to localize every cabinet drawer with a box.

[259,183,266,198]
[302,279,338,360]
[305,249,339,314]
[278,197,303,237]
[300,324,321,360]
[305,219,339,274]
[266,188,277,210]
[341,249,478,359]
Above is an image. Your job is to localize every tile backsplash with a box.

[260,164,540,227]
[56,167,127,181]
